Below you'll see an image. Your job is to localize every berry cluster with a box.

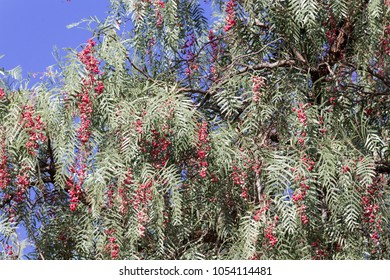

[253,202,269,222]
[20,106,47,156]
[311,241,327,260]
[196,121,210,178]
[300,154,315,172]
[76,39,104,144]
[361,176,385,246]
[154,1,165,27]
[224,0,237,32]
[150,129,171,168]
[3,244,13,256]
[118,168,133,215]
[252,76,265,102]
[381,24,390,56]
[264,217,279,247]
[208,30,219,63]
[318,115,327,135]
[14,170,30,203]
[105,229,119,259]
[0,133,10,190]
[231,165,248,199]
[0,88,5,99]
[208,30,220,82]
[291,156,315,225]
[67,161,86,212]
[182,33,199,77]
[292,103,308,126]
[130,180,153,237]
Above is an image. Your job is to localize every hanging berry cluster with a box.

[118,168,133,215]
[224,0,237,32]
[264,216,279,247]
[231,165,248,200]
[105,229,119,259]
[67,160,86,212]
[0,88,5,99]
[76,38,104,144]
[154,1,165,27]
[293,103,308,126]
[361,176,385,248]
[139,126,171,169]
[311,240,327,259]
[292,103,309,146]
[0,132,10,191]
[291,155,315,225]
[208,30,220,82]
[14,169,30,203]
[380,17,390,56]
[182,33,199,77]
[253,200,269,222]
[252,76,265,103]
[150,129,171,168]
[130,180,153,237]
[67,39,104,211]
[196,121,210,178]
[19,106,47,156]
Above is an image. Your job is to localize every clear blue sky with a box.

[0,0,110,77]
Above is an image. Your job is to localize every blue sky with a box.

[0,0,110,77]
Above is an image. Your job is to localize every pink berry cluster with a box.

[311,240,327,259]
[361,176,385,246]
[182,33,199,77]
[252,76,265,102]
[300,154,315,172]
[150,129,171,169]
[208,30,219,63]
[76,39,104,144]
[3,244,13,256]
[105,229,119,259]
[118,168,133,215]
[14,170,30,203]
[264,216,279,247]
[291,155,315,225]
[0,88,5,99]
[136,119,143,134]
[146,37,155,57]
[20,106,47,156]
[196,121,210,178]
[253,201,269,222]
[292,177,310,204]
[0,134,10,190]
[130,180,153,237]
[67,159,86,211]
[224,0,237,32]
[292,104,309,146]
[292,103,308,126]
[231,165,248,199]
[154,1,165,27]
[208,30,220,82]
[381,24,390,56]
[134,110,147,136]
[318,115,327,135]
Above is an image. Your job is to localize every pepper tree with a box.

[0,0,389,259]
